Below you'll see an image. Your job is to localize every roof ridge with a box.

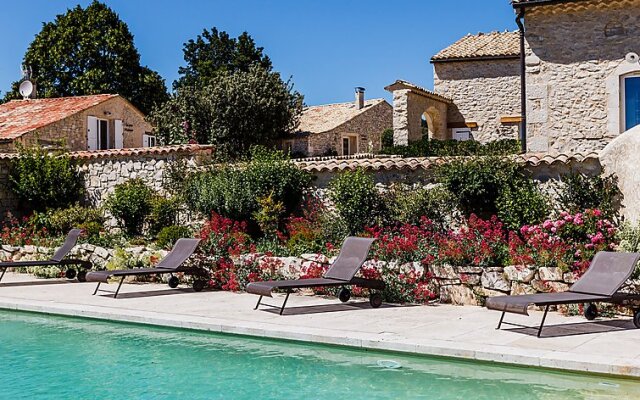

[304,98,385,109]
[7,93,117,103]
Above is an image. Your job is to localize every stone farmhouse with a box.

[0,94,154,152]
[387,0,640,154]
[278,88,392,157]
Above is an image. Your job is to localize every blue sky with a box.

[0,0,517,105]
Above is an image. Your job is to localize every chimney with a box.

[355,87,365,109]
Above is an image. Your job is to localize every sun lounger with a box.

[246,237,385,315]
[486,251,640,337]
[86,238,205,298]
[0,229,91,283]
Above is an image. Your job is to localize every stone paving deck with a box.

[1,272,640,378]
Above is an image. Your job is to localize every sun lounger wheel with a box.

[65,268,77,280]
[369,292,383,308]
[338,288,351,303]
[193,280,205,292]
[77,270,87,282]
[634,309,640,329]
[168,276,179,288]
[584,303,598,320]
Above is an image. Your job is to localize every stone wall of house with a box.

[524,0,640,153]
[306,101,392,157]
[0,146,212,216]
[392,90,449,145]
[433,58,521,142]
[2,96,152,152]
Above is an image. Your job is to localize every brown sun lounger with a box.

[486,251,640,337]
[86,238,206,298]
[0,229,91,283]
[246,237,385,315]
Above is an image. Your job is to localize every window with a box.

[624,75,640,131]
[98,119,109,150]
[341,135,358,156]
[282,140,294,155]
[143,134,157,147]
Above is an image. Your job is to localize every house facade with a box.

[0,94,154,152]
[279,89,392,157]
[388,0,640,154]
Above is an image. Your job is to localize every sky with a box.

[0,0,517,106]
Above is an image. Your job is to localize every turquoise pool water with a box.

[1,311,639,399]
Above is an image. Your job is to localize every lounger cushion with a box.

[246,278,347,297]
[569,252,640,296]
[323,237,376,281]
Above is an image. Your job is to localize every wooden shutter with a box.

[87,116,98,150]
[114,120,124,149]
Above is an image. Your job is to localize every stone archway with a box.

[384,80,452,146]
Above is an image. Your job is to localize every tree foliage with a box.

[4,1,168,113]
[148,65,303,156]
[175,28,272,89]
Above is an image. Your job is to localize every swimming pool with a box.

[1,310,639,399]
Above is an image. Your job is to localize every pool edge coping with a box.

[1,297,639,379]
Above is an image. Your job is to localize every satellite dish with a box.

[19,80,34,99]
[625,52,639,64]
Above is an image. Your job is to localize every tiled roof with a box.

[0,94,118,140]
[292,152,599,173]
[384,80,452,103]
[297,98,388,134]
[431,31,520,63]
[512,0,583,6]
[0,144,214,160]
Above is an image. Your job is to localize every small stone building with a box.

[279,89,392,157]
[0,94,154,152]
[388,0,640,154]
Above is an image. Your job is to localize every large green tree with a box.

[4,1,167,113]
[148,65,303,157]
[175,28,272,89]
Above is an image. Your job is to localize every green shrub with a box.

[9,145,84,211]
[380,138,520,158]
[105,179,154,237]
[557,172,620,218]
[381,128,394,148]
[497,182,549,230]
[156,225,192,249]
[389,185,456,230]
[36,204,105,238]
[148,196,181,235]
[438,156,548,227]
[253,193,285,237]
[328,169,384,235]
[185,147,311,227]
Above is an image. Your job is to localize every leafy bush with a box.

[37,204,105,239]
[185,147,311,229]
[156,225,192,250]
[148,196,181,236]
[388,185,456,231]
[105,179,154,237]
[438,156,548,228]
[253,193,284,237]
[557,172,620,219]
[380,138,520,157]
[9,146,83,212]
[328,169,385,235]
[381,128,394,148]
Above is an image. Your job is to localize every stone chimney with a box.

[355,87,365,109]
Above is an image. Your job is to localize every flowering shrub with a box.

[198,212,254,260]
[367,217,437,265]
[510,210,617,275]
[436,215,508,268]
[0,214,55,247]
[379,263,436,304]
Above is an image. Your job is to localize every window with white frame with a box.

[623,74,640,131]
[143,134,157,147]
[341,134,358,156]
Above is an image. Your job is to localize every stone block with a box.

[504,265,535,283]
[440,285,478,306]
[510,282,536,296]
[430,264,458,280]
[300,253,329,264]
[537,267,563,281]
[481,270,511,292]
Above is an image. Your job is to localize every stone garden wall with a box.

[0,145,213,216]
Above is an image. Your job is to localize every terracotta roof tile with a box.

[0,94,118,140]
[293,152,599,173]
[431,31,520,62]
[384,80,452,103]
[297,98,388,134]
